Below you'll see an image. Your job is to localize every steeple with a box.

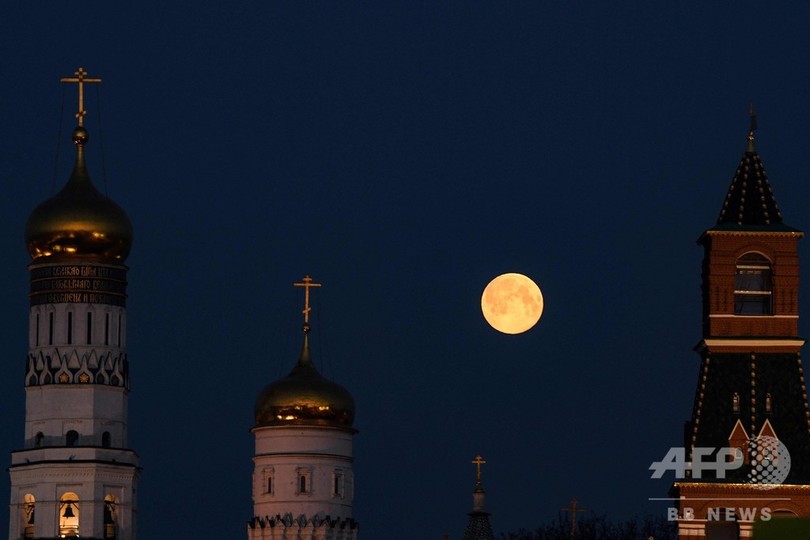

[672,117,810,538]
[9,67,139,540]
[25,67,132,261]
[254,275,355,428]
[714,109,794,231]
[462,455,495,540]
[248,276,358,540]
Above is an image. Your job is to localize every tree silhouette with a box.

[498,511,676,540]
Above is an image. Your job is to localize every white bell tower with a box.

[8,67,139,540]
[248,276,359,540]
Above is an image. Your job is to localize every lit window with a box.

[59,492,79,537]
[104,495,117,539]
[734,253,772,315]
[22,493,35,539]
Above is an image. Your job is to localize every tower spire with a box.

[59,67,102,127]
[714,109,790,228]
[10,67,138,540]
[249,278,358,540]
[747,103,757,153]
[462,454,495,540]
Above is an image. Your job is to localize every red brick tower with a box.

[673,116,810,538]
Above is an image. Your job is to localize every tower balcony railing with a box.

[10,445,138,466]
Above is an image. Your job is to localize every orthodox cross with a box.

[562,498,587,539]
[471,454,486,483]
[294,275,321,332]
[60,67,102,126]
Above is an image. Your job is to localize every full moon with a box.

[481,273,544,334]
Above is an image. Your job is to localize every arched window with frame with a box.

[59,492,79,537]
[102,431,111,448]
[734,253,773,315]
[22,493,35,539]
[66,430,79,447]
[104,494,118,539]
[296,467,312,495]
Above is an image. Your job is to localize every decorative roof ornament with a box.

[472,454,486,488]
[563,498,588,539]
[60,67,102,128]
[713,108,795,231]
[253,276,356,428]
[747,103,757,154]
[462,454,495,540]
[294,275,322,334]
[25,67,132,261]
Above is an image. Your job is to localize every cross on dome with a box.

[294,275,321,333]
[60,67,102,127]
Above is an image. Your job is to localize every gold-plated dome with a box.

[254,336,355,428]
[25,127,132,261]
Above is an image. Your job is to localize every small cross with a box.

[562,498,587,539]
[293,275,322,332]
[471,454,486,483]
[60,67,102,127]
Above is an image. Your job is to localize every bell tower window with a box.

[734,253,772,315]
[104,495,117,539]
[59,492,79,537]
[22,494,35,539]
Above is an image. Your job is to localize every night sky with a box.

[4,3,810,539]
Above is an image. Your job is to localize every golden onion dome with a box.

[25,127,132,262]
[255,336,355,428]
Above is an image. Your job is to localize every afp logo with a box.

[650,436,790,489]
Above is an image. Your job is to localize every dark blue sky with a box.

[4,2,810,539]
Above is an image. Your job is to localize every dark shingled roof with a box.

[713,133,798,232]
[462,511,495,540]
[686,353,810,484]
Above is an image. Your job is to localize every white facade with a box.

[9,263,138,540]
[248,424,358,540]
